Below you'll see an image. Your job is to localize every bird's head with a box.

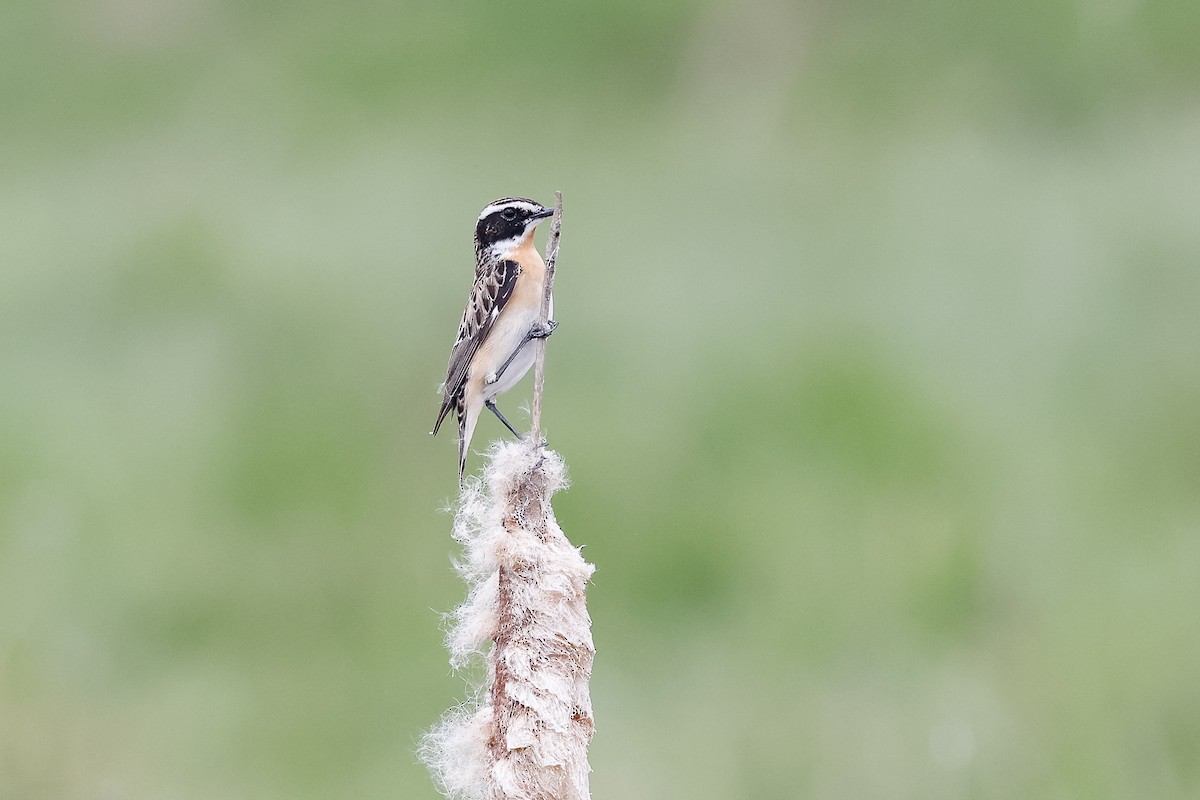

[474,197,554,258]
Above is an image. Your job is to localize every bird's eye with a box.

[501,208,517,220]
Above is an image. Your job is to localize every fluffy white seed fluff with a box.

[421,440,595,800]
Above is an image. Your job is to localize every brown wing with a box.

[432,259,520,435]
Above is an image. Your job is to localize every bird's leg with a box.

[486,400,525,440]
[485,320,559,386]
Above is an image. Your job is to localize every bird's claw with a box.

[529,320,559,339]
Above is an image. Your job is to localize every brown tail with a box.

[433,391,468,486]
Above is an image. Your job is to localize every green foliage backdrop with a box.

[2,1,1198,798]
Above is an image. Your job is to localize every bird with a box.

[432,197,557,483]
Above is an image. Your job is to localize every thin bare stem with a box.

[528,190,562,447]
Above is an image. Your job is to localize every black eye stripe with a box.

[474,198,543,252]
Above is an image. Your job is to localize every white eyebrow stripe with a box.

[477,199,542,220]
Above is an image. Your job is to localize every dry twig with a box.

[528,189,561,446]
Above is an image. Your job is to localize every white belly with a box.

[477,292,553,401]
[485,340,537,399]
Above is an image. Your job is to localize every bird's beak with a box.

[531,207,555,220]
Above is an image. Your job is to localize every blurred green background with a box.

[3,0,1199,797]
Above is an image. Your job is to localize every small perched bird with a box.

[432,197,557,482]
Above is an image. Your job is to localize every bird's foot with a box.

[529,319,559,339]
